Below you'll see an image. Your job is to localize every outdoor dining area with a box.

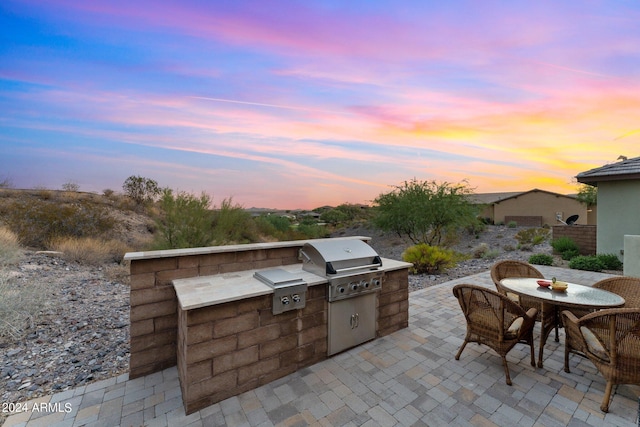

[4,262,640,427]
[455,260,640,417]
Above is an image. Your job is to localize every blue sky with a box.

[1,0,639,208]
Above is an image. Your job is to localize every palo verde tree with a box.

[155,188,214,249]
[373,179,479,246]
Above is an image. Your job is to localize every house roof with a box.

[577,156,640,185]
[470,189,576,205]
[468,192,523,204]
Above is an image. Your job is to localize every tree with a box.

[576,184,597,206]
[155,189,214,249]
[373,179,479,246]
[122,175,160,205]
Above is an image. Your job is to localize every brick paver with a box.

[3,266,639,426]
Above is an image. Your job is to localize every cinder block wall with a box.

[177,284,329,413]
[552,225,597,255]
[126,238,410,381]
[128,245,300,379]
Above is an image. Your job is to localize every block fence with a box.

[124,237,410,383]
[552,225,597,255]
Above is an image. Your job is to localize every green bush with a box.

[551,236,579,254]
[153,190,215,249]
[561,248,580,261]
[569,255,605,272]
[507,221,517,228]
[402,244,462,274]
[529,253,553,266]
[596,253,623,271]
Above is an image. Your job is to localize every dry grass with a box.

[49,236,132,266]
[0,270,49,340]
[0,226,22,266]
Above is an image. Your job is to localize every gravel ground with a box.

[0,225,553,416]
[0,253,130,414]
[334,224,554,292]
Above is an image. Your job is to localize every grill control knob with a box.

[292,294,301,303]
[361,280,369,288]
[371,278,381,287]
[350,282,359,291]
[337,286,345,294]
[281,296,290,305]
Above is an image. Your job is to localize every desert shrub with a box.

[50,236,130,265]
[529,253,553,266]
[211,198,261,245]
[61,181,80,192]
[295,217,330,239]
[561,249,580,261]
[503,244,516,252]
[596,253,623,270]
[466,220,486,237]
[402,244,462,274]
[551,236,579,254]
[0,227,22,266]
[472,243,489,258]
[569,255,605,272]
[0,269,49,339]
[4,198,115,248]
[515,228,550,246]
[507,221,517,228]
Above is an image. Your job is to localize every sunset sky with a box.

[1,1,639,209]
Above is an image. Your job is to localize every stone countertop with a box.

[173,258,411,311]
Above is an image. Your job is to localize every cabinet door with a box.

[328,292,377,355]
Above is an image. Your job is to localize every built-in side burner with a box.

[254,269,307,314]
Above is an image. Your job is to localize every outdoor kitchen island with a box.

[163,238,412,414]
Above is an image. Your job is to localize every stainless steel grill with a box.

[300,239,384,355]
[300,239,383,302]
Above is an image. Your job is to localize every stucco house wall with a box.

[491,189,587,227]
[577,156,640,263]
[592,180,640,257]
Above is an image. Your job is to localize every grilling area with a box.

[123,236,412,415]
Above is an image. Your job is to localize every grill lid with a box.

[300,239,382,276]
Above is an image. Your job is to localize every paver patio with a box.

[3,265,639,427]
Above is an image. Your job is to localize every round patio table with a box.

[499,277,625,368]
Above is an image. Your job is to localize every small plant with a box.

[561,249,580,261]
[0,227,22,266]
[529,253,553,266]
[502,244,516,252]
[596,253,623,271]
[507,221,517,228]
[551,236,579,254]
[569,255,605,272]
[402,244,462,274]
[515,228,550,246]
[482,249,500,260]
[0,269,49,339]
[472,243,489,258]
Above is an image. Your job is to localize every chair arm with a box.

[525,307,538,320]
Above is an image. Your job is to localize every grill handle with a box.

[328,261,382,275]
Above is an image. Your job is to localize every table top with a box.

[500,277,625,309]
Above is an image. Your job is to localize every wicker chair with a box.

[453,284,538,385]
[490,260,558,340]
[561,308,640,412]
[567,276,640,321]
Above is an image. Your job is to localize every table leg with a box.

[537,302,558,368]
